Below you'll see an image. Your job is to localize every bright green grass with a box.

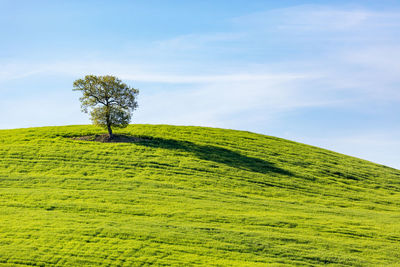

[0,124,399,266]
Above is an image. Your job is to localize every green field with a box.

[0,124,399,266]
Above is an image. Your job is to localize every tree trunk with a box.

[107,124,113,140]
[105,105,113,140]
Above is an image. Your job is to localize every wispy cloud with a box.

[153,32,244,51]
[233,5,400,32]
[0,59,314,84]
[294,131,400,169]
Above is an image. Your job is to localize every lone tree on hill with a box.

[73,75,139,139]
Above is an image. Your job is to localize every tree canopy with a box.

[73,75,139,139]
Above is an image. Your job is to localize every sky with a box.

[1,0,399,169]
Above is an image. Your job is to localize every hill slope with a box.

[0,125,399,266]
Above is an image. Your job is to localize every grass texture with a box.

[0,124,399,266]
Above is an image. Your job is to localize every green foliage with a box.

[0,125,399,266]
[90,105,131,129]
[73,75,138,137]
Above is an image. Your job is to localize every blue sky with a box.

[1,0,399,169]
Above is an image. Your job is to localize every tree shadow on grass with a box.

[129,135,292,176]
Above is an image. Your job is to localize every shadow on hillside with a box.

[129,136,291,175]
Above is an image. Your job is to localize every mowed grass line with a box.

[0,124,399,266]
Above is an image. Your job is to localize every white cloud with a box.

[0,91,88,129]
[293,132,400,169]
[342,46,400,74]
[0,63,45,82]
[0,61,310,84]
[153,32,244,51]
[233,5,400,32]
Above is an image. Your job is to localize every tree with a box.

[73,75,139,139]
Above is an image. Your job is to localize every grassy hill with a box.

[0,124,399,266]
